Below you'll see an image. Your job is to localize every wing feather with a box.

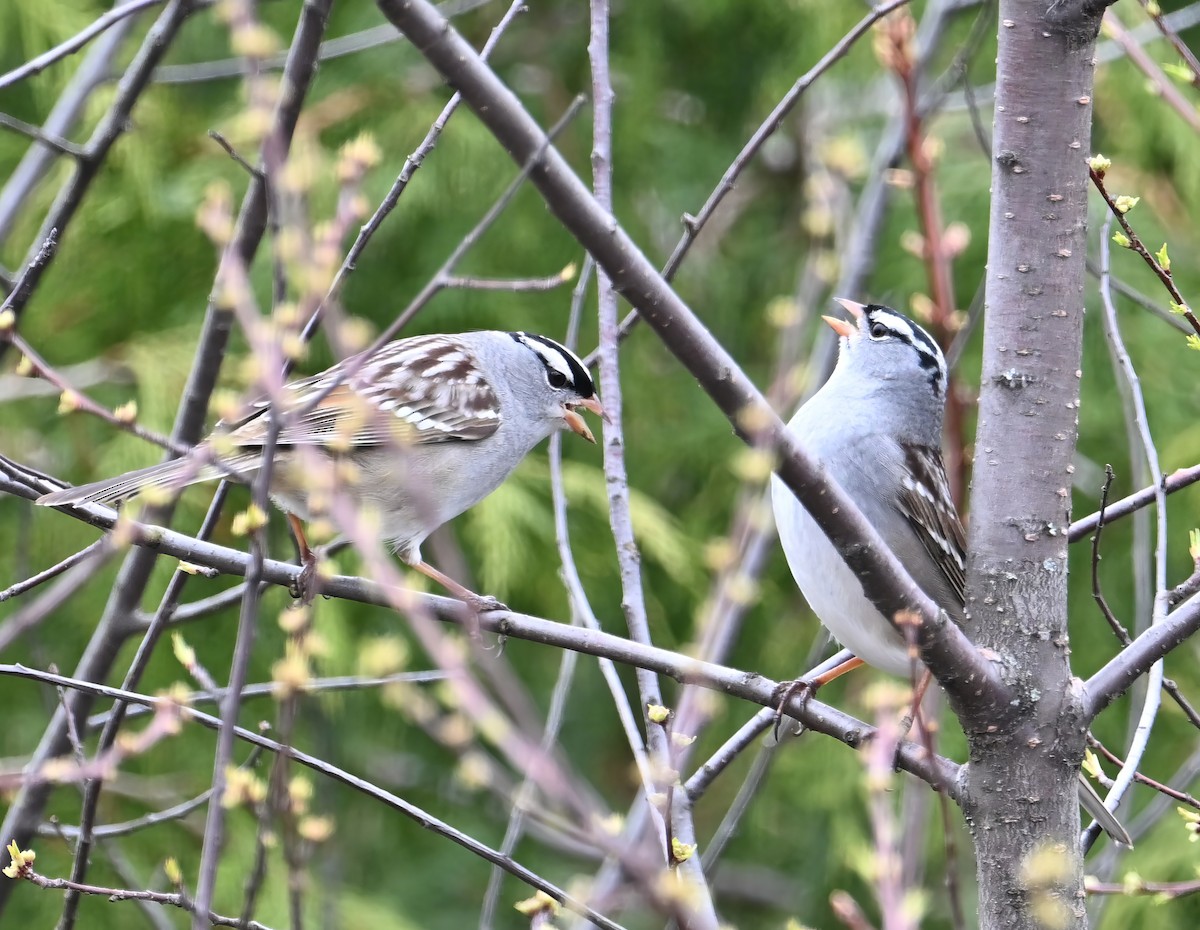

[226,335,502,449]
[896,443,967,607]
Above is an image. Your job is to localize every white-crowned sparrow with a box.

[771,298,1131,846]
[38,330,605,604]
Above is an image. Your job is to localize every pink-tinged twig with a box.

[887,7,969,506]
[1087,736,1200,808]
[1135,0,1200,88]
[0,698,183,793]
[1102,10,1200,132]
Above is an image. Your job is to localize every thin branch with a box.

[0,539,109,604]
[440,271,572,291]
[0,15,137,243]
[0,545,118,654]
[1069,463,1200,541]
[1085,876,1200,899]
[151,0,493,84]
[313,0,530,339]
[1135,0,1200,87]
[1089,166,1200,337]
[7,864,276,930]
[41,789,213,840]
[0,112,85,157]
[86,670,447,729]
[1102,9,1200,132]
[0,0,167,91]
[1087,736,1200,809]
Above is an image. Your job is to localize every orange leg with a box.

[286,513,320,603]
[408,560,506,615]
[773,655,866,739]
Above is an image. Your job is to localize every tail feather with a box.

[1077,771,1133,847]
[36,453,258,508]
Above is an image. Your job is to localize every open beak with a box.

[822,297,867,339]
[563,395,607,444]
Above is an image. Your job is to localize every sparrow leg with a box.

[287,513,321,604]
[772,656,865,739]
[409,560,508,615]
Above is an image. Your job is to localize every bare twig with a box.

[1087,736,1200,809]
[1101,9,1200,132]
[0,0,167,91]
[1135,0,1200,87]
[0,539,109,604]
[0,112,85,157]
[1070,464,1200,541]
[0,546,119,654]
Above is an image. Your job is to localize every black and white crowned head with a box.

[821,298,948,446]
[508,331,604,442]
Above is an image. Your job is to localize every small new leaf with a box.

[1113,195,1140,214]
[1087,153,1111,174]
[1111,232,1131,249]
[647,704,671,724]
[1186,334,1200,352]
[1162,62,1191,82]
[671,837,697,862]
[1155,243,1171,272]
[2,841,35,879]
[1189,529,1200,562]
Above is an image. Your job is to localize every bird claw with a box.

[289,551,321,605]
[465,593,507,615]
[772,677,817,741]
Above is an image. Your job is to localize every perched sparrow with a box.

[38,330,605,606]
[771,298,1131,846]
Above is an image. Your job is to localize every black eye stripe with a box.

[510,332,596,397]
[862,305,947,394]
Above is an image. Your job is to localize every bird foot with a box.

[289,549,322,605]
[772,677,817,741]
[464,593,507,615]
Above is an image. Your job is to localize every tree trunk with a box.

[965,3,1108,929]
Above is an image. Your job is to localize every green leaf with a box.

[1155,242,1171,272]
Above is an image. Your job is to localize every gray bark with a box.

[964,3,1108,929]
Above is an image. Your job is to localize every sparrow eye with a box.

[869,321,889,339]
[547,370,568,388]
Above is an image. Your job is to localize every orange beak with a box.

[822,297,867,338]
[563,395,607,444]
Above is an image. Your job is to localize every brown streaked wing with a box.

[896,443,967,606]
[228,334,503,448]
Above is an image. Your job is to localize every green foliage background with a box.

[2,1,1200,928]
